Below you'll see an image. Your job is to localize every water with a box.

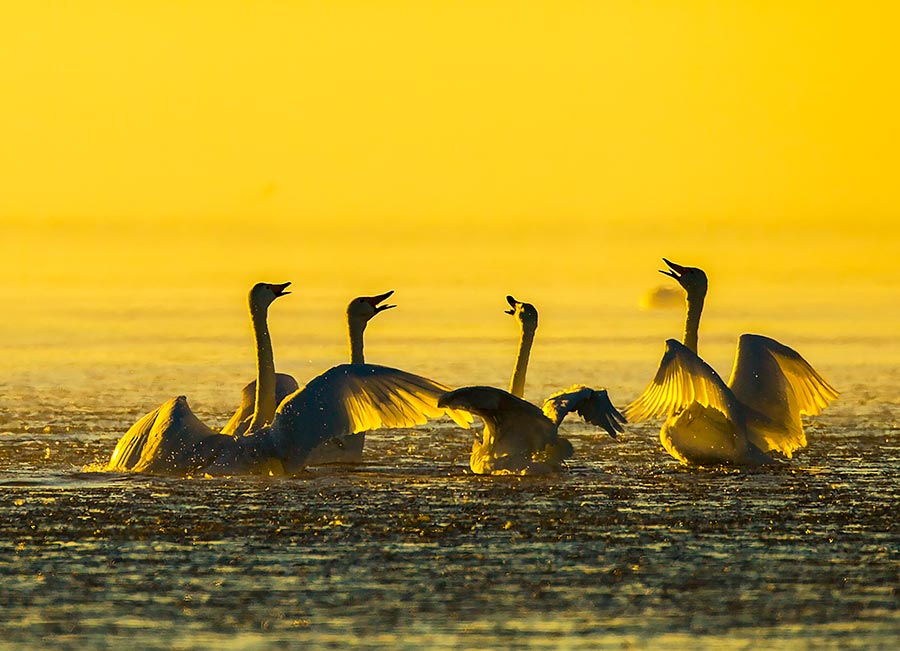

[1,287,899,649]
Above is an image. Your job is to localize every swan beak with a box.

[367,290,396,313]
[505,295,519,315]
[659,258,685,280]
[272,282,292,297]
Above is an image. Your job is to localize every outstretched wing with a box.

[625,339,736,422]
[220,373,301,436]
[269,364,472,469]
[437,385,557,454]
[107,396,230,474]
[542,385,626,439]
[439,385,551,434]
[728,334,838,456]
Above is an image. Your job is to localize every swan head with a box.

[505,295,539,332]
[249,282,291,312]
[347,290,396,329]
[660,259,707,300]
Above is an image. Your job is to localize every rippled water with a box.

[1,294,899,649]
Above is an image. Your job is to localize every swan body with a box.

[440,384,623,475]
[107,286,472,476]
[626,259,838,466]
[442,296,625,475]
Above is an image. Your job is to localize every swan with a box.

[302,290,396,464]
[221,290,396,455]
[107,281,293,473]
[625,258,839,466]
[107,285,472,476]
[438,296,625,475]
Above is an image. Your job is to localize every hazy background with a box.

[1,2,898,394]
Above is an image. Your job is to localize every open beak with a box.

[659,258,685,281]
[365,290,396,313]
[272,282,292,297]
[505,295,519,315]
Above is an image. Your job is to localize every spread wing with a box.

[542,385,626,439]
[269,364,472,470]
[107,396,230,474]
[727,334,838,456]
[625,339,736,423]
[437,385,557,452]
[439,386,552,435]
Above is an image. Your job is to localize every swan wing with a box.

[542,385,626,439]
[107,396,231,474]
[438,385,557,450]
[269,364,473,468]
[221,373,300,436]
[439,385,550,430]
[727,334,838,456]
[625,339,735,422]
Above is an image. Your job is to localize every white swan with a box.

[303,290,396,465]
[107,281,293,473]
[221,290,396,450]
[625,259,839,466]
[439,296,625,475]
[107,285,472,476]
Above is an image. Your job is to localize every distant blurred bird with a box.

[439,296,625,475]
[626,259,838,466]
[639,285,685,311]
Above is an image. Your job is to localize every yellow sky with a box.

[1,1,899,381]
[1,0,898,338]
[1,1,897,226]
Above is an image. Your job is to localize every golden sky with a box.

[1,2,898,378]
[1,1,897,225]
[1,0,898,324]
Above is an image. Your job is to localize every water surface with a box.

[0,289,898,649]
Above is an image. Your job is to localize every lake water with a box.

[1,279,898,650]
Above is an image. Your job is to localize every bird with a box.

[302,290,396,464]
[221,290,396,457]
[438,296,625,475]
[107,281,293,473]
[106,285,472,476]
[625,258,839,466]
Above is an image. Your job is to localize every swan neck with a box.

[248,303,277,431]
[348,318,367,364]
[683,293,704,354]
[509,327,536,398]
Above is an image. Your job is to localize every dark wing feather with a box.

[542,385,626,439]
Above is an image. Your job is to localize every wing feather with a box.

[268,364,472,469]
[542,385,626,439]
[437,385,557,452]
[107,396,230,474]
[625,339,735,423]
[728,334,838,456]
